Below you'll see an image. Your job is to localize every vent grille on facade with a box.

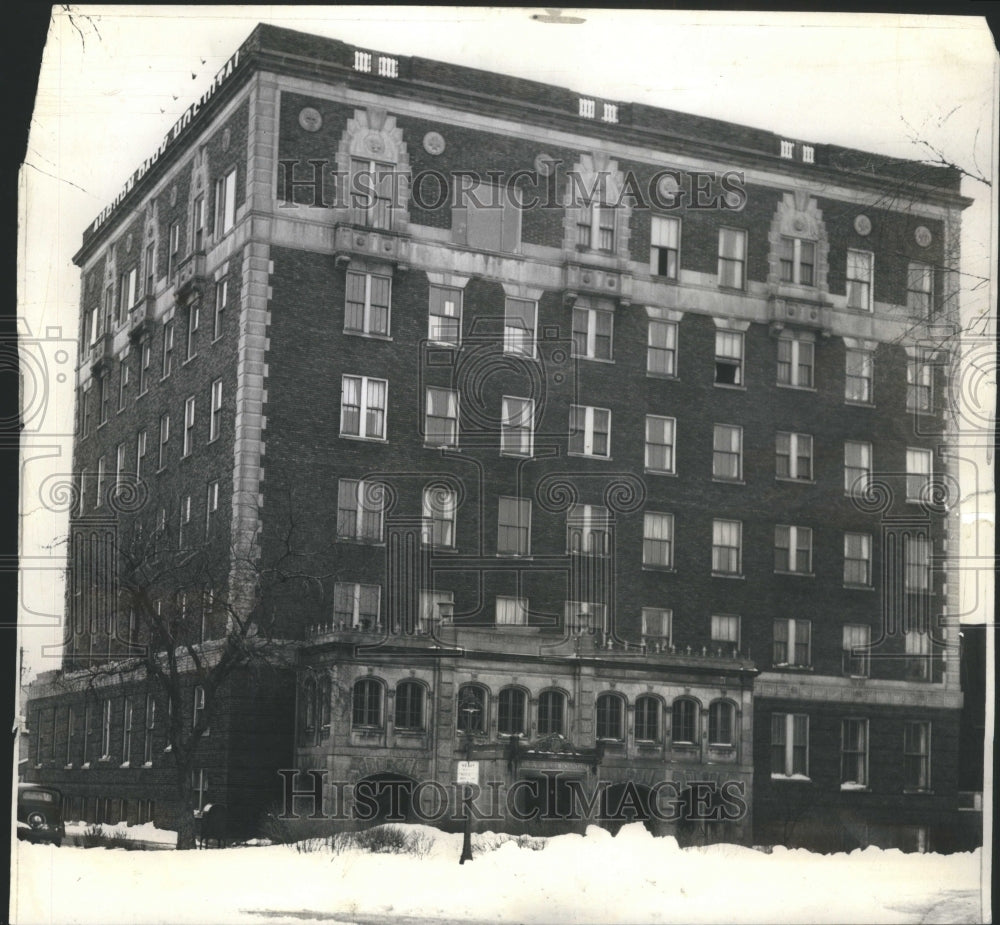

[353,51,398,77]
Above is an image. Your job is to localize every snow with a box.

[12,823,985,924]
[62,820,179,846]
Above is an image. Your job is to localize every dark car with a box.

[17,783,66,846]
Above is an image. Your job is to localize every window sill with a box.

[713,382,747,391]
[708,742,736,751]
[641,565,676,573]
[211,335,224,345]
[644,468,677,477]
[502,348,539,361]
[845,400,875,409]
[772,664,814,671]
[142,762,153,769]
[571,355,615,365]
[500,451,534,459]
[344,330,393,342]
[711,572,745,580]
[635,740,663,748]
[339,434,388,444]
[425,339,462,349]
[775,476,814,485]
[421,544,458,554]
[646,372,679,382]
[120,761,131,769]
[495,553,532,559]
[336,537,386,547]
[775,383,817,393]
[81,762,90,770]
[771,774,811,782]
[712,477,744,485]
[650,274,679,284]
[903,789,934,796]
[716,285,747,295]
[566,452,612,461]
[182,356,198,366]
[64,764,73,770]
[424,442,460,451]
[843,583,875,591]
[773,570,815,578]
[843,674,870,681]
[839,783,869,792]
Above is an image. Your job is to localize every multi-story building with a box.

[25,23,971,850]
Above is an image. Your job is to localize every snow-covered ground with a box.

[12,823,987,924]
[62,820,179,846]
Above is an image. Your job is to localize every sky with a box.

[17,7,998,681]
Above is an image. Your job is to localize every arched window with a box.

[708,700,736,746]
[672,698,698,744]
[318,675,331,739]
[497,688,527,736]
[352,678,383,729]
[634,695,661,743]
[595,693,625,741]
[395,681,425,731]
[456,684,487,734]
[300,677,316,745]
[538,690,565,736]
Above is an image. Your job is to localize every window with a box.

[779,237,815,286]
[394,681,424,731]
[671,699,697,744]
[457,685,487,734]
[345,270,391,336]
[352,679,383,728]
[138,342,151,395]
[904,721,931,790]
[333,582,381,629]
[143,696,156,764]
[567,504,609,556]
[595,694,624,741]
[115,442,126,494]
[773,619,811,666]
[708,701,735,746]
[81,390,92,438]
[96,457,105,508]
[78,467,88,514]
[537,690,565,736]
[501,396,534,457]
[422,485,457,548]
[714,330,744,385]
[844,533,872,586]
[157,414,170,470]
[844,441,872,495]
[428,285,462,345]
[905,631,932,681]
[845,349,873,404]
[122,700,133,764]
[178,495,192,547]
[192,770,209,813]
[99,374,110,425]
[349,157,395,229]
[192,195,205,251]
[777,337,814,388]
[497,688,527,736]
[712,519,742,575]
[418,589,453,632]
[118,359,129,411]
[503,297,537,357]
[495,596,528,626]
[775,525,812,574]
[213,278,227,340]
[843,624,871,677]
[452,179,521,253]
[644,415,675,473]
[214,168,237,237]
[718,228,746,289]
[634,696,661,742]
[650,216,680,279]
[497,496,531,556]
[209,379,223,442]
[572,306,613,360]
[905,535,931,592]
[907,262,933,316]
[191,685,207,732]
[183,396,195,457]
[713,424,742,480]
[425,387,459,447]
[906,448,933,501]
[65,707,74,765]
[569,405,611,458]
[340,375,387,439]
[907,357,933,413]
[641,608,671,644]
[846,249,873,311]
[643,512,674,568]
[841,719,869,787]
[711,614,741,649]
[185,302,199,360]
[776,432,812,480]
[101,700,112,758]
[771,713,809,777]
[577,199,616,251]
[167,222,180,278]
[162,320,175,378]
[119,267,138,321]
[647,320,677,377]
[336,479,385,542]
[82,704,93,765]
[565,601,607,635]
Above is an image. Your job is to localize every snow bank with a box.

[13,823,984,924]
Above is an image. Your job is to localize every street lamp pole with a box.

[458,697,479,865]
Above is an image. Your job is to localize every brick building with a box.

[25,23,970,849]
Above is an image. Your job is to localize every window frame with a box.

[495,595,528,626]
[503,297,538,358]
[846,249,874,312]
[776,336,815,389]
[647,319,678,378]
[571,306,614,361]
[711,519,742,576]
[718,227,747,290]
[840,718,869,788]
[568,404,611,458]
[595,692,625,742]
[566,504,610,557]
[714,330,744,386]
[903,721,931,791]
[906,356,933,413]
[209,378,223,442]
[634,695,662,743]
[772,618,812,667]
[497,687,527,737]
[340,375,388,441]
[712,423,743,481]
[906,447,933,502]
[352,678,383,729]
[906,261,933,317]
[424,386,460,448]
[333,581,381,629]
[711,614,741,649]
[500,395,534,457]
[843,532,873,587]
[336,478,385,543]
[845,348,874,405]
[844,440,872,495]
[421,484,458,549]
[644,415,676,474]
[427,285,463,346]
[671,698,698,745]
[708,700,736,747]
[537,689,565,737]
[778,236,816,287]
[457,684,488,734]
[842,624,871,678]
[776,431,813,481]
[394,680,425,732]
[771,712,809,778]
[650,215,680,280]
[344,269,392,337]
[214,168,237,238]
[642,511,674,569]
[774,524,813,575]
[641,608,672,645]
[497,496,531,557]
[183,396,195,457]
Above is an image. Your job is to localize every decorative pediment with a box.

[767,191,830,294]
